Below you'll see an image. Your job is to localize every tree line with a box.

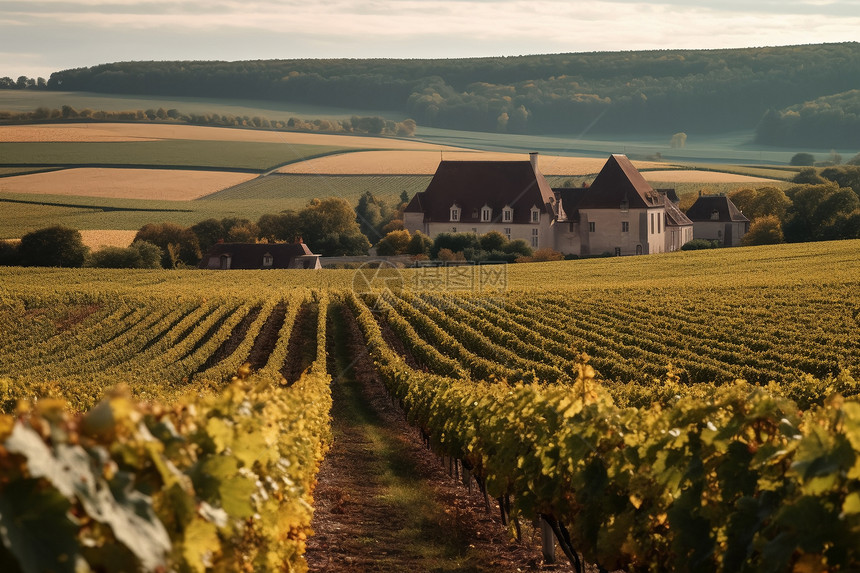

[0,76,48,90]
[34,43,860,140]
[0,105,417,137]
[727,163,860,246]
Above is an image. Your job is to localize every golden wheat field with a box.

[641,170,778,183]
[276,150,670,175]
[0,168,256,200]
[0,123,455,149]
[79,230,138,249]
[0,124,160,142]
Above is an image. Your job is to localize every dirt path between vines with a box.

[304,304,573,572]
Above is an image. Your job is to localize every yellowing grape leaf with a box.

[841,492,860,516]
[205,417,233,454]
[181,518,220,573]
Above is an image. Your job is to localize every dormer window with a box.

[710,209,720,221]
[620,199,629,212]
[450,204,460,222]
[481,204,492,222]
[262,253,273,267]
[502,205,513,222]
[530,206,540,223]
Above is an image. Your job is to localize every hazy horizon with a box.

[2,0,859,80]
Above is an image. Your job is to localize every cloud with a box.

[2,0,859,77]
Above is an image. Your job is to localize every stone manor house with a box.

[404,153,705,257]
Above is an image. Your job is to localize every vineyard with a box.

[1,240,859,571]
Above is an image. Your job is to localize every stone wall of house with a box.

[693,220,748,246]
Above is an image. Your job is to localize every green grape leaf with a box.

[0,480,80,573]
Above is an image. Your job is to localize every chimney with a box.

[529,152,539,170]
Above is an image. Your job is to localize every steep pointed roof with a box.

[554,155,664,216]
[686,195,749,222]
[577,154,664,210]
[404,159,557,224]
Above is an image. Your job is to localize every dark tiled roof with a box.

[577,154,664,210]
[553,187,589,222]
[664,199,693,227]
[685,195,750,223]
[403,160,556,224]
[554,154,664,216]
[199,242,316,269]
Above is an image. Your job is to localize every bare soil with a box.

[304,303,573,572]
[192,305,261,376]
[245,300,288,371]
[281,302,319,384]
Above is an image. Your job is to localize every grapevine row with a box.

[346,291,860,572]
[0,291,333,572]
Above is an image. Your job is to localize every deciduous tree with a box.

[134,222,201,268]
[18,226,88,267]
[375,230,411,255]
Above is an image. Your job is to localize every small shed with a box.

[199,242,321,270]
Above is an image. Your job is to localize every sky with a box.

[2,0,860,79]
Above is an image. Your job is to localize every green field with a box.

[201,173,433,202]
[0,90,408,122]
[0,140,349,171]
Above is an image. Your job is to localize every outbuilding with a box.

[199,241,321,270]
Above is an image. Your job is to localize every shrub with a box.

[18,226,88,267]
[681,238,720,250]
[375,230,411,256]
[86,241,163,269]
[790,152,815,166]
[503,239,533,257]
[0,240,20,266]
[741,215,784,246]
[515,248,565,263]
[430,233,479,259]
[406,231,433,256]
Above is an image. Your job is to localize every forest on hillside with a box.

[6,43,860,145]
[755,89,860,147]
